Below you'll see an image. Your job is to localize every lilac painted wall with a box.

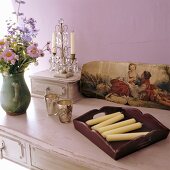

[13,0,170,72]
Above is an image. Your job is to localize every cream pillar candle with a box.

[85,112,122,126]
[91,114,124,130]
[102,122,142,138]
[97,118,136,133]
[52,31,56,54]
[106,132,149,142]
[70,31,75,54]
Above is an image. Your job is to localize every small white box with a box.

[29,70,81,102]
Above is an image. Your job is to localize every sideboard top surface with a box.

[0,97,169,170]
[29,70,81,83]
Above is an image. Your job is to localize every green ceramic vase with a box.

[0,72,31,116]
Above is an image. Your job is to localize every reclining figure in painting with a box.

[80,61,170,110]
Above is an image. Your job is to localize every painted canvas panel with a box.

[80,61,170,110]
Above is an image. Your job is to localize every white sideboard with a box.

[0,97,170,170]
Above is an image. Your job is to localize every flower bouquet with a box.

[0,0,50,75]
[0,0,50,115]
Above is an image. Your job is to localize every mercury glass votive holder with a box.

[57,99,73,123]
[44,93,59,115]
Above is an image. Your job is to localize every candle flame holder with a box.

[49,18,78,78]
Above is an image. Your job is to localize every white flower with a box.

[14,55,19,60]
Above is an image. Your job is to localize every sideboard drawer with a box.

[30,147,90,170]
[31,79,67,97]
[0,135,27,163]
[30,70,82,102]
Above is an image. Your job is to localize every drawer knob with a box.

[62,87,66,95]
[0,140,5,159]
[46,87,51,95]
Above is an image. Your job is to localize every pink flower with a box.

[14,55,19,60]
[2,49,16,61]
[27,44,40,58]
[11,59,16,65]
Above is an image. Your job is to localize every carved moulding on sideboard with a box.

[80,61,170,110]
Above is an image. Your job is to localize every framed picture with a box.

[80,61,170,110]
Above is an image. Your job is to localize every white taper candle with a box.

[52,31,56,54]
[97,118,136,133]
[102,122,142,138]
[85,112,122,126]
[106,132,149,142]
[91,114,124,130]
[70,31,75,54]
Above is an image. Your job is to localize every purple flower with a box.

[22,34,32,42]
[27,44,40,58]
[23,17,37,31]
[0,0,50,75]
[2,49,16,61]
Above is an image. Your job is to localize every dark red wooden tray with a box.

[73,106,170,160]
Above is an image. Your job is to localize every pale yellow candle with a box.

[70,31,75,54]
[91,114,124,130]
[102,122,142,138]
[52,31,56,54]
[106,132,149,142]
[97,118,136,133]
[86,112,122,126]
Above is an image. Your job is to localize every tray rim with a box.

[73,106,170,160]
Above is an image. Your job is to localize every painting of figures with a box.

[80,61,170,110]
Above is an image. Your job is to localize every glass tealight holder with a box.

[56,99,73,123]
[44,93,59,115]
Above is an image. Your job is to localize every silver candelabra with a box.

[49,18,78,78]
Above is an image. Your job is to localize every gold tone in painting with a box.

[80,61,170,110]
